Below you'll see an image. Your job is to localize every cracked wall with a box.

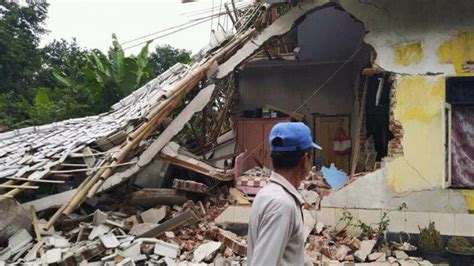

[321,0,474,213]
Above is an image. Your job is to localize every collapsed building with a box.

[0,0,473,265]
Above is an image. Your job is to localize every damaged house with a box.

[232,0,474,237]
[0,0,473,264]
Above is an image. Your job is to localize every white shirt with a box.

[247,172,307,266]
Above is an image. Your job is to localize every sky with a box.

[40,0,248,55]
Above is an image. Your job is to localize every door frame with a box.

[312,113,352,170]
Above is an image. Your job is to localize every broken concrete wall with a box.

[320,0,474,224]
[237,5,370,133]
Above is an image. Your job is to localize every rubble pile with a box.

[0,185,248,265]
[304,215,434,266]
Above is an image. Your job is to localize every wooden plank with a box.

[137,209,199,238]
[49,161,136,173]
[30,206,45,256]
[160,143,233,181]
[0,184,38,189]
[5,177,65,184]
[350,77,369,177]
[225,4,237,28]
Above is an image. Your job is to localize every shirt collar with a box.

[269,171,305,205]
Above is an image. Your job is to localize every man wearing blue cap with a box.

[247,122,321,266]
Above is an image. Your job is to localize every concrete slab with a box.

[193,241,222,263]
[44,248,61,264]
[214,206,251,225]
[89,224,111,240]
[129,223,157,236]
[154,240,180,258]
[354,240,376,262]
[141,206,167,224]
[0,198,32,246]
[100,233,120,249]
[8,229,33,254]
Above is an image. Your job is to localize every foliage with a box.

[418,221,444,252]
[53,34,154,114]
[148,45,191,76]
[447,236,474,254]
[0,0,47,95]
[0,1,193,129]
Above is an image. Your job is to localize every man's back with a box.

[247,172,305,266]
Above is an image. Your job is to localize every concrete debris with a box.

[93,209,108,225]
[117,257,136,266]
[172,179,210,194]
[43,248,61,264]
[315,221,325,234]
[0,158,436,266]
[100,233,120,249]
[129,223,157,236]
[368,252,386,262]
[0,184,248,265]
[193,241,222,262]
[0,198,32,246]
[335,245,351,261]
[140,206,167,224]
[8,229,33,254]
[154,240,180,258]
[89,223,111,240]
[354,240,377,262]
[393,250,409,260]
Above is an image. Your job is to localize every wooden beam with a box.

[5,177,65,184]
[231,0,241,29]
[225,4,237,28]
[350,76,369,177]
[31,206,45,256]
[0,184,38,189]
[361,67,383,76]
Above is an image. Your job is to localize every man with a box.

[247,122,321,266]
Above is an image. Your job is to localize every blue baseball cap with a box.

[269,122,322,152]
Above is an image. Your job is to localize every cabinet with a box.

[236,118,289,171]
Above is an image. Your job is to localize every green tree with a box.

[53,34,154,114]
[0,0,48,95]
[0,1,48,128]
[148,45,191,76]
[0,1,194,129]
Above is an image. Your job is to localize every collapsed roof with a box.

[0,0,335,228]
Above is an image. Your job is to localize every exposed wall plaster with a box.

[437,30,474,75]
[338,0,474,75]
[394,42,422,66]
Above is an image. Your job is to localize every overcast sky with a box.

[41,0,247,55]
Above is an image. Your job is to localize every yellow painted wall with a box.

[394,42,423,66]
[385,76,445,193]
[438,30,474,75]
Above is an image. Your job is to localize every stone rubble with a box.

[0,171,437,265]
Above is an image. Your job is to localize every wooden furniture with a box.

[236,117,290,171]
[313,115,351,173]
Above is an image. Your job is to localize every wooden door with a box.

[314,116,350,173]
[236,118,290,171]
[237,121,264,170]
[263,122,276,168]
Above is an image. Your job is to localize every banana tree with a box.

[54,34,153,113]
